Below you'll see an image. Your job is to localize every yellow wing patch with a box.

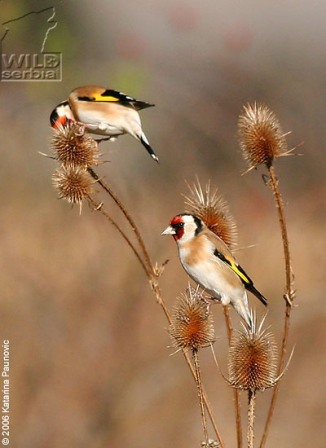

[93,93,119,102]
[224,255,251,285]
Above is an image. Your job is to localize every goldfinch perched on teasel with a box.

[50,85,159,163]
[161,214,267,329]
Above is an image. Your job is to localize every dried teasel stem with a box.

[86,195,149,275]
[193,348,209,446]
[185,352,225,448]
[87,167,154,278]
[268,166,294,305]
[260,164,295,448]
[248,389,256,448]
[238,103,295,446]
[224,305,243,448]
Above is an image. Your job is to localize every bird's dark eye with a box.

[174,222,184,229]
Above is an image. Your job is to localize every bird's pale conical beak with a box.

[161,225,176,236]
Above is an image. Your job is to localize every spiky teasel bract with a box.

[52,165,95,206]
[169,287,215,351]
[51,121,99,168]
[238,103,288,170]
[228,316,278,392]
[183,179,237,249]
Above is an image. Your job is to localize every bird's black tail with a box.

[245,284,268,306]
[140,135,159,163]
[133,100,155,111]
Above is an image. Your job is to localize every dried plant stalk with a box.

[260,165,295,447]
[238,103,295,447]
[223,306,243,448]
[87,167,154,277]
[193,349,209,446]
[248,390,256,448]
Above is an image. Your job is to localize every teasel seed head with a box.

[183,178,237,249]
[52,165,94,206]
[51,121,99,167]
[238,103,288,170]
[169,287,215,351]
[228,317,278,391]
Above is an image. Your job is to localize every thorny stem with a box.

[260,165,295,448]
[184,348,225,448]
[86,195,149,276]
[192,348,209,446]
[223,306,243,448]
[268,166,294,304]
[248,390,256,448]
[87,167,154,276]
[150,279,172,322]
[223,305,233,343]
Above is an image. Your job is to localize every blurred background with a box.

[1,0,325,446]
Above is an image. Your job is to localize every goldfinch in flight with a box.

[161,214,267,329]
[50,85,159,162]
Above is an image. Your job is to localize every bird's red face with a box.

[51,115,70,129]
[161,215,185,241]
[161,214,203,244]
[50,101,75,129]
[170,215,186,240]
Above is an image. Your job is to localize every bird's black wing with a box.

[214,249,268,306]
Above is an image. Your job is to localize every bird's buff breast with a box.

[178,245,240,305]
[75,104,124,135]
[180,251,230,304]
